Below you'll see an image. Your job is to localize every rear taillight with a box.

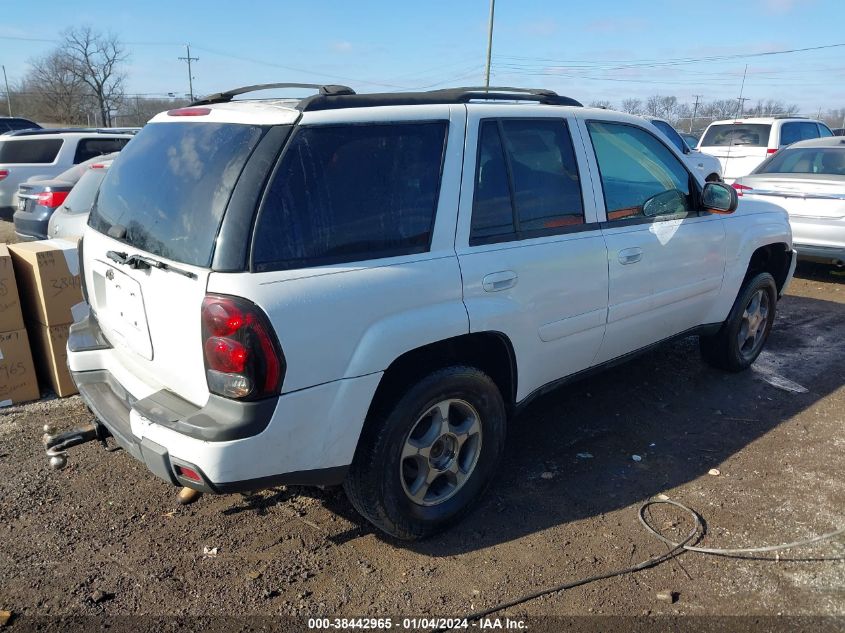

[732,183,753,197]
[201,295,284,400]
[0,169,7,181]
[767,148,778,154]
[36,191,69,208]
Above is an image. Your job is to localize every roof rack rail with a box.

[4,128,136,137]
[191,83,356,106]
[298,86,582,112]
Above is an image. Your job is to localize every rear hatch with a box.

[699,123,771,180]
[84,119,268,406]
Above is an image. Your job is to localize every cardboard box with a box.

[28,322,76,397]
[0,245,25,333]
[8,240,82,327]
[0,328,40,406]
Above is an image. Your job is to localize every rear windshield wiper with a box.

[107,250,197,280]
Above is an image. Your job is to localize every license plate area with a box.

[94,263,153,360]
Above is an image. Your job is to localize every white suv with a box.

[60,84,796,539]
[698,116,834,182]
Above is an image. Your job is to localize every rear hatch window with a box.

[89,122,265,267]
[63,167,109,214]
[700,124,771,147]
[0,138,63,163]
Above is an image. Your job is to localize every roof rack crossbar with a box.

[191,83,355,106]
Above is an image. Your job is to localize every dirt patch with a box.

[0,269,843,626]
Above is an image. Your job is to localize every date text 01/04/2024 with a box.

[306,617,527,630]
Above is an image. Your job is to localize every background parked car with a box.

[0,128,132,217]
[833,128,845,137]
[699,116,834,182]
[732,136,845,266]
[646,117,722,181]
[47,154,117,240]
[0,117,42,134]
[680,132,700,150]
[14,153,120,240]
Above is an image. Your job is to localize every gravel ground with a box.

[0,243,843,630]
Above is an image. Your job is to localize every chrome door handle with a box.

[482,270,518,292]
[618,247,643,265]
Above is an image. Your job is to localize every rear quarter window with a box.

[701,124,771,147]
[0,138,63,163]
[73,137,130,163]
[253,121,448,271]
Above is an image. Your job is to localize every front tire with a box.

[344,366,507,540]
[699,272,777,371]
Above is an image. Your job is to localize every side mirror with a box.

[701,182,738,214]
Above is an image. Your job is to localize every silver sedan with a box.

[733,137,845,266]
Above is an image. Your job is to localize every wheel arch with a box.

[365,331,518,423]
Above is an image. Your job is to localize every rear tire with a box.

[344,366,507,540]
[700,272,777,372]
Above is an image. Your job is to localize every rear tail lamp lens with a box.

[0,170,8,181]
[201,295,284,400]
[36,191,69,208]
[766,148,778,154]
[732,183,753,197]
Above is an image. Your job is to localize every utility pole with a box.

[736,97,750,118]
[2,65,11,116]
[484,0,496,90]
[690,94,702,133]
[178,44,199,101]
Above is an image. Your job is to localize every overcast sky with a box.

[1,0,843,113]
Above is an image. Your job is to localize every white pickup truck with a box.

[55,85,796,539]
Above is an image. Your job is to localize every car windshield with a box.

[63,166,110,214]
[701,124,771,147]
[755,147,845,176]
[89,121,265,267]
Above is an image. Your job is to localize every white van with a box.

[698,116,833,182]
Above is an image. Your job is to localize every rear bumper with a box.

[12,209,50,241]
[67,312,379,492]
[791,217,845,265]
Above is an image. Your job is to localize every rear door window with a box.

[780,122,820,146]
[0,139,63,163]
[470,118,584,245]
[74,137,130,163]
[700,124,771,147]
[817,124,833,138]
[253,122,447,271]
[89,122,265,268]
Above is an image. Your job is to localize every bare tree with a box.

[620,98,642,115]
[588,99,613,109]
[23,51,93,124]
[61,26,127,126]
